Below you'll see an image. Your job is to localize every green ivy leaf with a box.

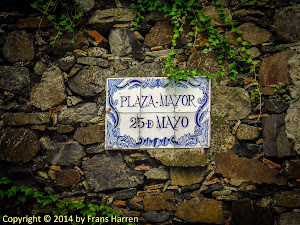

[0,177,12,184]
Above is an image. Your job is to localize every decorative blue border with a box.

[105,77,210,149]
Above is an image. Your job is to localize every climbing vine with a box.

[31,0,84,45]
[131,0,255,82]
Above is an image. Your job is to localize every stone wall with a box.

[0,0,300,224]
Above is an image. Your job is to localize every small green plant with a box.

[0,177,135,225]
[31,0,84,45]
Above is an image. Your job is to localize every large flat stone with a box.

[30,67,66,111]
[2,30,34,62]
[288,49,300,99]
[285,100,300,154]
[68,66,113,97]
[58,103,98,125]
[278,212,300,225]
[88,8,135,25]
[236,124,261,140]
[176,198,224,224]
[143,192,175,211]
[144,168,170,180]
[275,191,300,208]
[82,154,144,192]
[259,51,294,86]
[56,169,80,187]
[238,23,270,45]
[118,62,162,78]
[215,151,287,185]
[170,167,204,186]
[148,149,206,167]
[0,66,30,95]
[274,5,300,43]
[289,160,300,179]
[0,128,40,163]
[144,21,174,47]
[74,124,105,145]
[3,113,50,125]
[187,51,220,75]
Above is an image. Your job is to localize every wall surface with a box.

[0,0,300,224]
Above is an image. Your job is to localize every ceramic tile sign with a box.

[105,77,211,149]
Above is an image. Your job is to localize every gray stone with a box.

[240,47,261,59]
[30,66,66,111]
[86,145,104,154]
[262,114,286,156]
[236,124,262,140]
[148,149,206,167]
[203,6,231,25]
[82,154,144,192]
[118,62,162,78]
[144,168,170,180]
[288,48,300,99]
[212,86,251,120]
[0,66,30,95]
[66,96,83,106]
[68,66,113,97]
[142,211,170,223]
[277,126,295,157]
[45,139,84,166]
[58,56,76,71]
[74,124,105,145]
[171,167,204,186]
[75,0,94,12]
[58,103,98,124]
[0,128,40,163]
[87,47,108,57]
[77,57,110,67]
[88,8,135,25]
[278,212,300,225]
[286,100,300,154]
[275,191,300,208]
[144,21,174,47]
[238,23,270,45]
[2,30,34,62]
[53,32,86,56]
[3,113,50,125]
[265,99,289,113]
[113,188,137,200]
[34,61,47,75]
[274,5,300,43]
[56,169,81,187]
[187,51,220,75]
[109,29,144,59]
[146,49,184,57]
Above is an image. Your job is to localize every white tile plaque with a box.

[105,77,211,149]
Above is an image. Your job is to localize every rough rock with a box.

[0,128,40,163]
[278,212,300,225]
[86,145,104,154]
[87,47,108,57]
[143,192,175,211]
[57,124,74,133]
[118,62,162,78]
[203,6,231,25]
[146,49,183,57]
[148,149,206,167]
[34,61,47,75]
[45,139,84,166]
[0,66,30,95]
[212,86,251,120]
[239,23,270,45]
[265,99,289,113]
[288,48,300,99]
[17,16,51,28]
[30,67,66,111]
[82,154,144,192]
[241,47,261,59]
[74,124,105,145]
[75,0,94,12]
[113,188,137,200]
[177,198,224,224]
[259,51,294,86]
[187,51,220,75]
[289,160,300,179]
[274,5,300,43]
[236,124,261,140]
[3,113,50,125]
[262,114,293,157]
[275,191,300,208]
[2,30,34,62]
[88,8,135,25]
[144,21,174,47]
[77,57,110,67]
[285,100,300,154]
[142,211,170,223]
[68,66,113,97]
[231,200,273,225]
[58,56,76,71]
[58,103,98,124]
[109,29,144,59]
[215,151,287,185]
[144,168,169,180]
[53,32,86,56]
[56,169,80,187]
[170,167,204,186]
